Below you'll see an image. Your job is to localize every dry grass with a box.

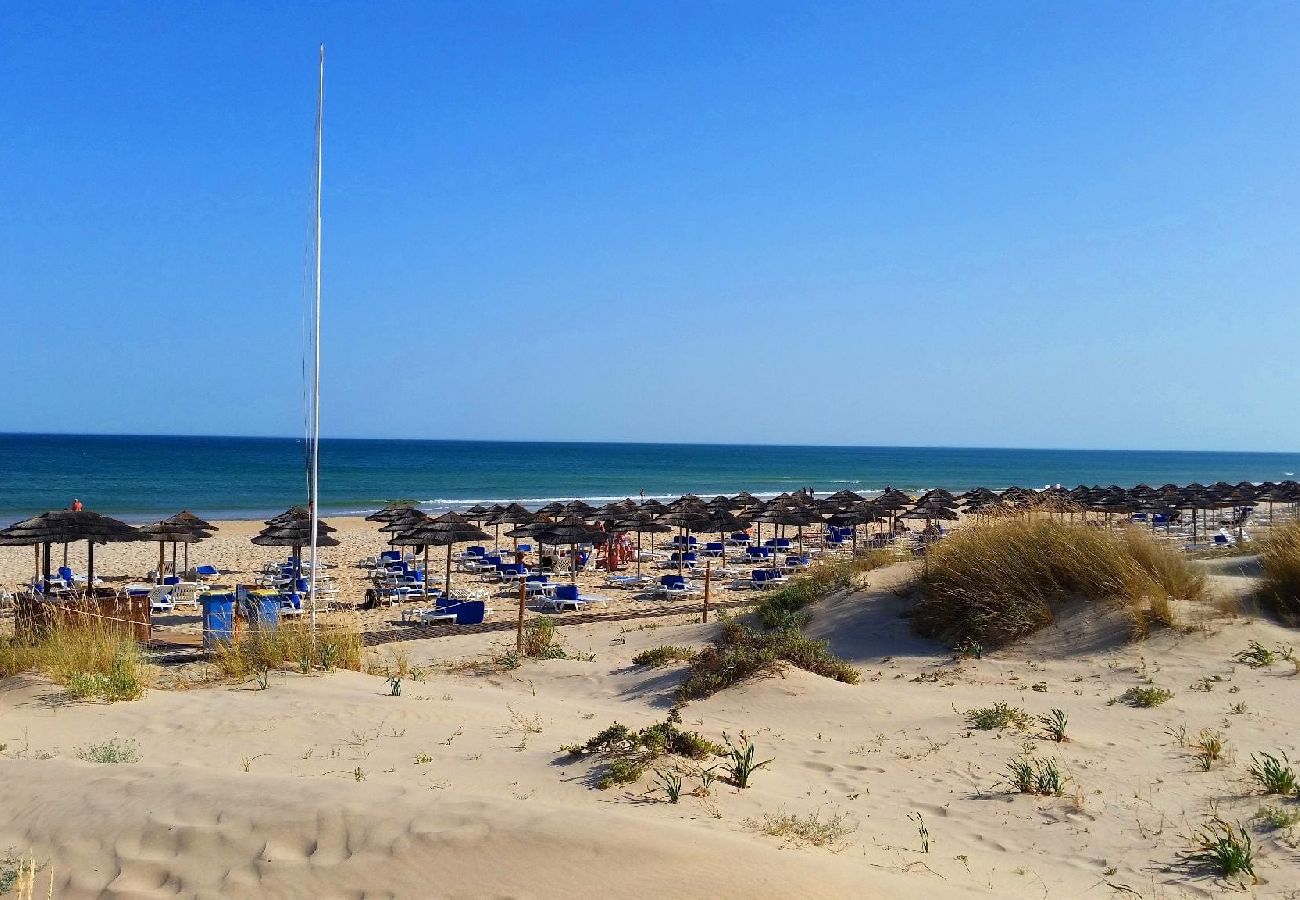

[1257,521,1300,624]
[212,618,363,681]
[754,551,890,630]
[746,809,856,848]
[911,516,1207,648]
[0,615,151,701]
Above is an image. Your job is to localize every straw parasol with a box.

[0,509,145,593]
[252,513,339,585]
[161,511,217,575]
[136,519,211,584]
[611,514,671,576]
[532,517,608,583]
[486,503,535,553]
[394,512,492,598]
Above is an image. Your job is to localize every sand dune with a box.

[3,563,1299,897]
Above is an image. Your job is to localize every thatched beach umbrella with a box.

[252,516,339,588]
[394,512,492,598]
[0,509,145,593]
[486,503,535,553]
[162,511,217,575]
[533,517,608,583]
[136,520,211,584]
[365,502,420,524]
[612,514,671,576]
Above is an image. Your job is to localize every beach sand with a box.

[2,529,1299,897]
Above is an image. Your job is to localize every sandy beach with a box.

[3,530,1299,898]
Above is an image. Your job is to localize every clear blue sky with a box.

[2,1,1298,451]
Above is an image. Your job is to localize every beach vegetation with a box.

[746,809,855,848]
[965,701,1030,731]
[74,737,141,765]
[212,620,362,682]
[1037,708,1069,742]
[754,553,888,631]
[1256,521,1300,624]
[562,711,723,790]
[1005,755,1065,796]
[631,645,697,667]
[677,617,858,701]
[1233,640,1293,668]
[1256,804,1300,831]
[1184,818,1256,882]
[1193,730,1225,771]
[722,732,773,788]
[654,768,683,803]
[910,517,1205,647]
[1248,752,1297,795]
[0,615,150,702]
[1113,686,1174,708]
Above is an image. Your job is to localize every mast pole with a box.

[309,43,324,631]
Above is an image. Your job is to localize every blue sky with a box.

[2,1,1298,451]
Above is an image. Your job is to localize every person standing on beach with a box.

[71,498,83,511]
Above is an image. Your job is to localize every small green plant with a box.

[909,811,930,852]
[1193,730,1225,771]
[722,732,773,789]
[965,702,1031,731]
[632,645,697,667]
[352,766,366,782]
[522,617,567,659]
[1248,752,1297,795]
[564,714,723,790]
[695,764,718,796]
[75,737,141,764]
[953,637,983,660]
[746,809,855,848]
[1233,641,1291,668]
[320,642,339,671]
[1229,701,1249,715]
[655,768,683,803]
[254,666,270,691]
[1184,818,1255,882]
[1256,804,1300,830]
[414,752,434,764]
[387,675,402,696]
[598,756,648,790]
[1113,686,1173,708]
[1037,708,1068,742]
[297,650,312,674]
[1006,755,1065,795]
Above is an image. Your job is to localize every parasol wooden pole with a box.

[516,577,526,653]
[33,545,39,590]
[702,559,711,624]
[445,543,453,597]
[86,539,95,596]
[158,542,165,583]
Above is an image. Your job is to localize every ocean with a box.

[0,433,1296,524]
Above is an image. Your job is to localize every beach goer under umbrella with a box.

[612,515,671,576]
[532,517,608,584]
[0,508,144,596]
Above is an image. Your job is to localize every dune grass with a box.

[0,615,151,702]
[910,516,1207,648]
[676,615,859,701]
[1257,521,1300,625]
[754,551,889,630]
[212,619,363,681]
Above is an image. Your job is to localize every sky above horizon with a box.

[2,2,1298,452]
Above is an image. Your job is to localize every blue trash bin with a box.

[200,592,235,649]
[246,589,281,632]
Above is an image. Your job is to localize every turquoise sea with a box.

[0,434,1296,524]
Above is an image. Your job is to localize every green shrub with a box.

[1256,804,1300,830]
[1113,686,1174,708]
[632,645,697,667]
[1248,752,1297,795]
[1006,755,1065,795]
[754,553,887,630]
[722,732,773,788]
[522,616,561,658]
[0,615,151,702]
[1037,708,1069,742]
[75,737,141,764]
[677,620,859,701]
[1185,818,1255,882]
[564,712,723,790]
[965,702,1031,731]
[1232,641,1293,668]
[911,517,1205,647]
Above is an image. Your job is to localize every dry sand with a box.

[3,547,1300,897]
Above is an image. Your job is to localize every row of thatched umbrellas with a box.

[4,478,1297,597]
[0,509,217,594]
